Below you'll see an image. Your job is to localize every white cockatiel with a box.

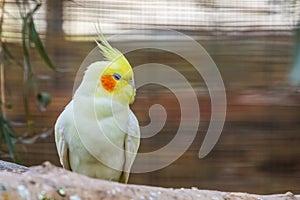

[54,31,140,183]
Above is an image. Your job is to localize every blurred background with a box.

[1,0,300,194]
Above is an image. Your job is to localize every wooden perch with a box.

[0,161,299,200]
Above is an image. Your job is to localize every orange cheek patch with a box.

[101,75,116,92]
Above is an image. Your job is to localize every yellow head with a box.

[95,32,135,105]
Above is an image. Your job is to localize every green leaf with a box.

[1,119,19,163]
[36,92,51,111]
[0,123,2,146]
[28,18,55,70]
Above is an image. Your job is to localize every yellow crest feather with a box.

[95,27,124,62]
[94,25,133,81]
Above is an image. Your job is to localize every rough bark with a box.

[0,160,28,173]
[0,161,299,200]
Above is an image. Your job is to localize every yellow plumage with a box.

[54,30,140,183]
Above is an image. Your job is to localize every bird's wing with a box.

[119,111,140,183]
[54,109,71,170]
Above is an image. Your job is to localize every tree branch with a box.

[0,161,299,200]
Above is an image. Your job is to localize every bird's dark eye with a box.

[113,73,121,81]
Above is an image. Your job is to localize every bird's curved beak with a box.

[128,78,135,89]
[128,78,136,104]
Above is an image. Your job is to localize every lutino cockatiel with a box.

[54,31,140,183]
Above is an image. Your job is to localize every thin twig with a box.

[0,0,6,118]
[0,0,5,37]
[0,64,5,118]
[21,1,42,135]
